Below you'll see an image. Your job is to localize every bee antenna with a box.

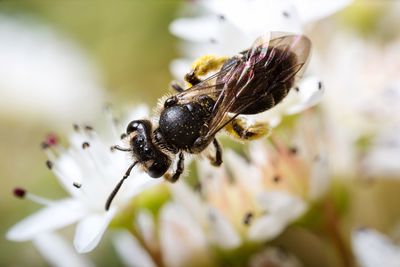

[105,161,138,211]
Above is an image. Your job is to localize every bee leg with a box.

[164,152,184,183]
[170,81,185,92]
[225,117,271,141]
[185,55,228,86]
[207,138,223,166]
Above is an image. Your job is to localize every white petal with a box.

[112,230,156,267]
[248,215,286,241]
[257,191,306,215]
[352,228,400,267]
[293,0,352,23]
[170,16,221,43]
[74,209,116,253]
[33,232,95,267]
[159,203,210,267]
[7,199,86,241]
[250,247,302,267]
[285,76,324,114]
[170,59,191,80]
[207,207,241,249]
[136,209,157,251]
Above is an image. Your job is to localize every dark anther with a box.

[84,125,94,131]
[217,14,225,21]
[243,212,254,226]
[210,38,217,44]
[282,11,290,18]
[45,160,53,170]
[273,175,281,183]
[294,87,299,92]
[73,124,80,131]
[82,142,90,149]
[289,146,298,155]
[318,81,323,90]
[13,187,26,198]
[73,182,82,188]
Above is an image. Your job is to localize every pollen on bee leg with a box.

[12,187,53,205]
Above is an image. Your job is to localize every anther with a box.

[243,212,254,226]
[45,160,53,169]
[273,175,281,183]
[73,124,80,131]
[289,146,298,155]
[318,81,323,90]
[217,14,225,21]
[282,11,290,18]
[73,182,82,188]
[84,125,93,131]
[82,142,90,149]
[13,187,26,198]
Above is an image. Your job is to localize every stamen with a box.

[73,182,82,188]
[45,160,53,170]
[289,146,298,155]
[273,175,281,183]
[13,187,26,198]
[217,14,225,21]
[82,142,90,149]
[282,11,290,18]
[84,125,94,131]
[318,81,323,90]
[243,211,254,226]
[12,187,53,205]
[73,124,80,131]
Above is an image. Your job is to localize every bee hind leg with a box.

[164,152,184,183]
[225,117,271,141]
[185,55,228,86]
[207,138,223,166]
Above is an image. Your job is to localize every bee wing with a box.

[203,34,311,139]
[175,58,240,101]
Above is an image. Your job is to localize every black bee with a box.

[105,33,311,210]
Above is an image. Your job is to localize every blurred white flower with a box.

[7,106,162,253]
[169,0,349,127]
[33,232,94,267]
[316,33,400,178]
[249,247,302,267]
[132,112,328,266]
[352,228,400,267]
[0,15,104,125]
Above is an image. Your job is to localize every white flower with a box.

[33,232,95,267]
[169,0,349,127]
[7,106,162,253]
[0,15,104,125]
[352,228,400,267]
[249,247,302,267]
[316,32,400,178]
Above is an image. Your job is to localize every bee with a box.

[105,32,311,210]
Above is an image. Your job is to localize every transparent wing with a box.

[203,33,311,139]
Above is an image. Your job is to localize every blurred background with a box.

[1,0,400,266]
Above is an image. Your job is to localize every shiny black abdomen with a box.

[158,96,214,150]
[218,46,298,115]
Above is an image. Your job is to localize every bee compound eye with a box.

[126,121,140,134]
[164,97,178,108]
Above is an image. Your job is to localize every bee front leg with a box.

[207,138,223,166]
[164,152,184,183]
[185,55,228,86]
[225,117,271,141]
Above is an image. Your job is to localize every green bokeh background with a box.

[0,1,181,266]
